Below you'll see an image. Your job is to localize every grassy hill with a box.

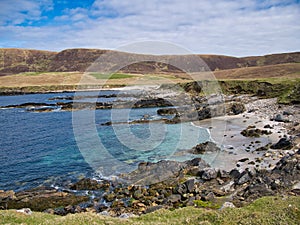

[0,48,299,75]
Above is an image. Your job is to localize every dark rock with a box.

[229,102,246,115]
[184,179,195,193]
[189,141,220,154]
[174,184,187,195]
[270,137,293,150]
[241,127,272,137]
[69,178,102,190]
[0,187,89,212]
[238,158,249,163]
[145,205,163,214]
[103,193,116,202]
[203,192,215,201]
[272,114,289,123]
[133,190,143,199]
[157,108,177,115]
[264,124,273,129]
[53,207,68,216]
[236,171,251,185]
[167,194,181,203]
[229,169,241,179]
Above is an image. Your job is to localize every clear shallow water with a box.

[0,92,210,191]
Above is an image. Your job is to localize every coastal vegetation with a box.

[1,196,299,224]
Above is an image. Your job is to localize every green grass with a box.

[1,196,299,225]
[18,72,45,76]
[89,73,136,79]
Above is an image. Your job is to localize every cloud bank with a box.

[0,0,299,56]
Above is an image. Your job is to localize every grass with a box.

[89,73,136,79]
[1,196,299,225]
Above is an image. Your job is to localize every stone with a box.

[119,213,136,219]
[145,205,163,214]
[271,137,293,150]
[201,168,218,180]
[190,142,220,154]
[237,171,251,185]
[174,184,187,195]
[272,114,289,122]
[16,208,32,215]
[167,194,181,203]
[220,181,235,193]
[69,178,103,190]
[133,190,143,199]
[229,102,246,115]
[220,202,235,210]
[184,179,195,193]
[103,193,116,202]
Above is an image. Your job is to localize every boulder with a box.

[200,168,218,180]
[270,137,293,150]
[190,141,220,154]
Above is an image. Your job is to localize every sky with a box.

[0,0,299,56]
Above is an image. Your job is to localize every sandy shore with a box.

[193,97,297,171]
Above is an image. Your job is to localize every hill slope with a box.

[0,48,299,75]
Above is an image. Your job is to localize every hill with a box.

[0,48,299,75]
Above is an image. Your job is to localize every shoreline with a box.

[1,88,299,218]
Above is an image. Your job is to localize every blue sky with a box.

[0,0,299,56]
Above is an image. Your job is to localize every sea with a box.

[0,90,212,191]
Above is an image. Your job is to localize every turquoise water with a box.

[0,92,210,191]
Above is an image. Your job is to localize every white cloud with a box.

[0,0,299,56]
[0,0,53,25]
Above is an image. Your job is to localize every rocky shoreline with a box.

[1,85,300,218]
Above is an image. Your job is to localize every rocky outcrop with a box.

[1,151,299,216]
[0,187,89,212]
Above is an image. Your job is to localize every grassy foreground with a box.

[1,196,299,225]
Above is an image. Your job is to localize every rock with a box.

[16,208,32,215]
[145,205,163,214]
[190,141,220,154]
[167,194,181,203]
[0,187,89,212]
[229,102,246,115]
[236,171,251,185]
[119,213,136,219]
[157,108,177,115]
[203,192,215,201]
[99,210,110,216]
[184,179,195,193]
[200,168,218,180]
[241,127,272,137]
[69,178,103,190]
[133,190,143,199]
[272,114,289,123]
[220,202,235,210]
[238,158,249,163]
[229,169,241,179]
[103,193,116,202]
[264,124,273,129]
[220,181,235,193]
[174,184,187,195]
[270,137,293,150]
[53,207,68,216]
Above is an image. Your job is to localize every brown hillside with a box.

[0,48,56,75]
[0,48,299,75]
[213,63,300,79]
